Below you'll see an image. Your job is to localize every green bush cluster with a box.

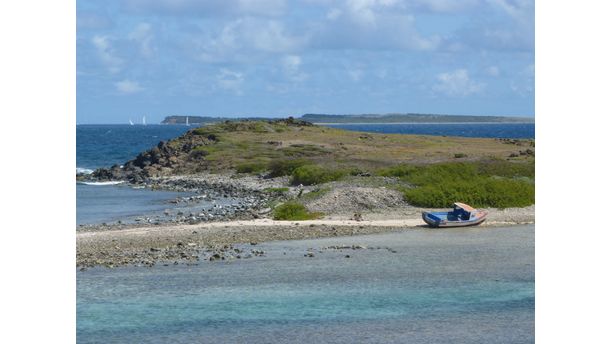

[379,161,535,208]
[268,158,312,177]
[291,165,346,186]
[273,202,323,220]
[403,178,534,208]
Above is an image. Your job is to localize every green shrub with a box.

[402,178,534,208]
[454,153,468,158]
[268,158,312,177]
[291,165,346,185]
[273,202,323,220]
[380,161,535,208]
[477,159,535,178]
[235,161,267,174]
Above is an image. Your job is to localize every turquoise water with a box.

[77,225,534,343]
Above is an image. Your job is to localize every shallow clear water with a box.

[76,183,194,225]
[77,225,535,343]
[76,183,244,225]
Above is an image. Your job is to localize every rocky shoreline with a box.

[76,169,535,270]
[77,172,296,230]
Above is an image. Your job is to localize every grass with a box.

[300,187,331,200]
[268,158,312,177]
[179,120,534,175]
[235,161,267,174]
[379,160,535,208]
[291,165,347,185]
[273,201,323,220]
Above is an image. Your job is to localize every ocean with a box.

[77,225,535,343]
[76,123,535,225]
[324,122,535,139]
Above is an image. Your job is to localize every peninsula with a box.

[78,118,535,268]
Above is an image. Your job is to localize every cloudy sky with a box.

[77,0,534,124]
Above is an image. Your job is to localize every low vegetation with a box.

[268,158,312,177]
[114,119,535,210]
[379,160,534,208]
[273,201,323,220]
[235,161,267,174]
[291,165,347,185]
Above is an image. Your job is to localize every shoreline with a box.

[77,206,534,269]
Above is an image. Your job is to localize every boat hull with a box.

[422,211,488,228]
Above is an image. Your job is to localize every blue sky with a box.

[77,0,534,124]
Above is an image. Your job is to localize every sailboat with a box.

[142,116,146,126]
[129,119,134,126]
[186,116,190,126]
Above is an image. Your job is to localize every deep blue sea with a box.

[76,122,535,225]
[77,225,535,343]
[325,122,535,139]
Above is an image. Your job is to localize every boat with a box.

[129,119,134,126]
[142,116,146,126]
[422,202,488,228]
[186,116,190,126]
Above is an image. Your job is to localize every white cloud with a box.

[281,55,308,82]
[128,23,155,57]
[91,35,123,73]
[433,69,484,96]
[310,1,440,51]
[216,68,244,94]
[115,79,144,94]
[345,0,403,27]
[196,18,307,63]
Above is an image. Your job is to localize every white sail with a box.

[129,119,134,125]
[142,116,146,126]
[186,116,190,126]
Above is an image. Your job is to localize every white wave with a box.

[76,167,95,175]
[77,181,125,186]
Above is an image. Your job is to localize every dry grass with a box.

[186,120,534,173]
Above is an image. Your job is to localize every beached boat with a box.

[422,202,487,228]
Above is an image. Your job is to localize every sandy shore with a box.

[77,206,534,269]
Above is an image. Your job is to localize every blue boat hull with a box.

[422,210,487,228]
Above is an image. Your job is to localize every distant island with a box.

[161,113,534,125]
[300,113,534,123]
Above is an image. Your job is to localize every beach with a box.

[77,205,534,268]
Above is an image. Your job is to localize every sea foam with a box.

[77,181,125,186]
[76,167,95,175]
